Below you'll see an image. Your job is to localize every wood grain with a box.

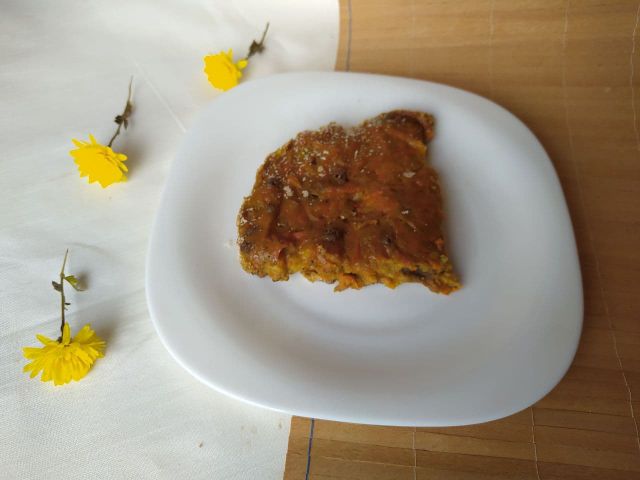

[284,1,640,478]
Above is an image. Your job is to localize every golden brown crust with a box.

[237,110,460,294]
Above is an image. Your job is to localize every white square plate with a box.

[146,72,582,426]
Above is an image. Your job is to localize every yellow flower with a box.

[70,134,128,188]
[203,49,248,91]
[23,323,105,386]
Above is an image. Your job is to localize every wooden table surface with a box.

[284,1,640,479]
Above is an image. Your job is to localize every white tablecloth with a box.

[0,1,337,478]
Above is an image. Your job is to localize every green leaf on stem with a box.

[64,275,84,291]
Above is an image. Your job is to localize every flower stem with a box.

[246,22,270,59]
[107,77,134,148]
[59,249,69,338]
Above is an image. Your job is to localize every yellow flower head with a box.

[70,135,128,188]
[203,49,248,91]
[23,323,105,386]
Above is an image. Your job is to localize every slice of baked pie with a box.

[237,110,460,294]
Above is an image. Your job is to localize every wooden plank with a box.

[538,462,640,480]
[533,408,638,436]
[539,379,630,402]
[491,409,534,426]
[536,443,640,472]
[622,358,640,374]
[534,425,640,454]
[290,416,312,438]
[283,453,308,480]
[414,431,534,461]
[416,450,537,478]
[572,351,624,371]
[420,422,533,443]
[309,437,415,466]
[288,432,310,457]
[335,0,349,71]
[309,455,415,480]
[562,366,626,386]
[625,371,640,401]
[615,332,640,347]
[313,420,414,448]
[416,466,534,479]
[535,387,633,417]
